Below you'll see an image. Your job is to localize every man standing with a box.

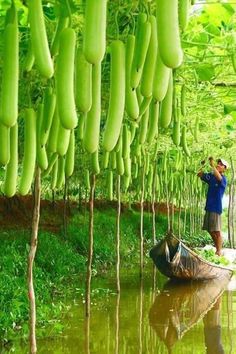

[197,157,228,256]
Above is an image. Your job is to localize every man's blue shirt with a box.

[201,173,227,214]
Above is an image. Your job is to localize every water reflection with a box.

[203,296,224,354]
[4,270,236,354]
[149,276,230,353]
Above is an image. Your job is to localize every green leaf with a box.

[192,32,209,46]
[222,4,235,16]
[226,124,235,131]
[203,23,221,37]
[224,104,236,114]
[195,64,215,81]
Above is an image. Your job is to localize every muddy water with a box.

[6,268,236,354]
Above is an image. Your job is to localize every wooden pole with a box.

[84,316,90,354]
[140,166,145,277]
[85,174,96,317]
[115,292,120,354]
[138,276,143,354]
[63,177,68,237]
[28,167,41,354]
[116,175,121,293]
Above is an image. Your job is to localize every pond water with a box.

[5,266,236,354]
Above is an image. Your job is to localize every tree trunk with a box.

[85,174,96,317]
[28,167,41,354]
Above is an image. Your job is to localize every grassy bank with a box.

[0,206,211,344]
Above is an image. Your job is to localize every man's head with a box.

[216,158,229,173]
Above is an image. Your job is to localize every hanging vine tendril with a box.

[65,0,72,27]
[114,0,121,40]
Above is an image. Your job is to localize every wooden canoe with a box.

[150,233,233,280]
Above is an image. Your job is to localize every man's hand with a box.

[197,170,204,177]
[209,157,214,167]
[209,156,222,182]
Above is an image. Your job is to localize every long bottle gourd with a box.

[125,35,139,120]
[56,28,77,130]
[159,72,173,128]
[0,123,10,165]
[28,0,54,78]
[75,49,92,113]
[1,3,18,127]
[18,109,36,195]
[103,40,125,152]
[83,0,107,64]
[140,15,157,98]
[83,63,101,153]
[156,0,183,68]
[3,123,18,197]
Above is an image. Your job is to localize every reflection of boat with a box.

[149,275,230,352]
[150,234,233,280]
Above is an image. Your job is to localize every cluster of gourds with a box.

[0,0,200,200]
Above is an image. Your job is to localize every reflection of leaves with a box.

[195,64,215,81]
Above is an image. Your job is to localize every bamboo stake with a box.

[85,174,95,317]
[63,176,68,237]
[84,316,90,354]
[138,276,143,354]
[178,195,182,238]
[151,164,157,291]
[115,292,120,354]
[28,167,41,354]
[140,165,145,277]
[116,175,121,293]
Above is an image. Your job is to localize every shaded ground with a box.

[0,195,171,232]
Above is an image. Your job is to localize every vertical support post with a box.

[28,166,41,354]
[85,174,95,317]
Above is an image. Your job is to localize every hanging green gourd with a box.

[159,71,173,129]
[18,109,36,195]
[83,63,101,153]
[65,130,75,178]
[56,28,77,130]
[125,35,139,120]
[130,13,151,89]
[103,40,125,152]
[0,123,10,166]
[140,15,157,98]
[181,126,191,157]
[2,123,18,198]
[83,0,107,64]
[0,2,18,127]
[28,0,54,78]
[75,49,92,113]
[146,99,159,144]
[156,0,183,68]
